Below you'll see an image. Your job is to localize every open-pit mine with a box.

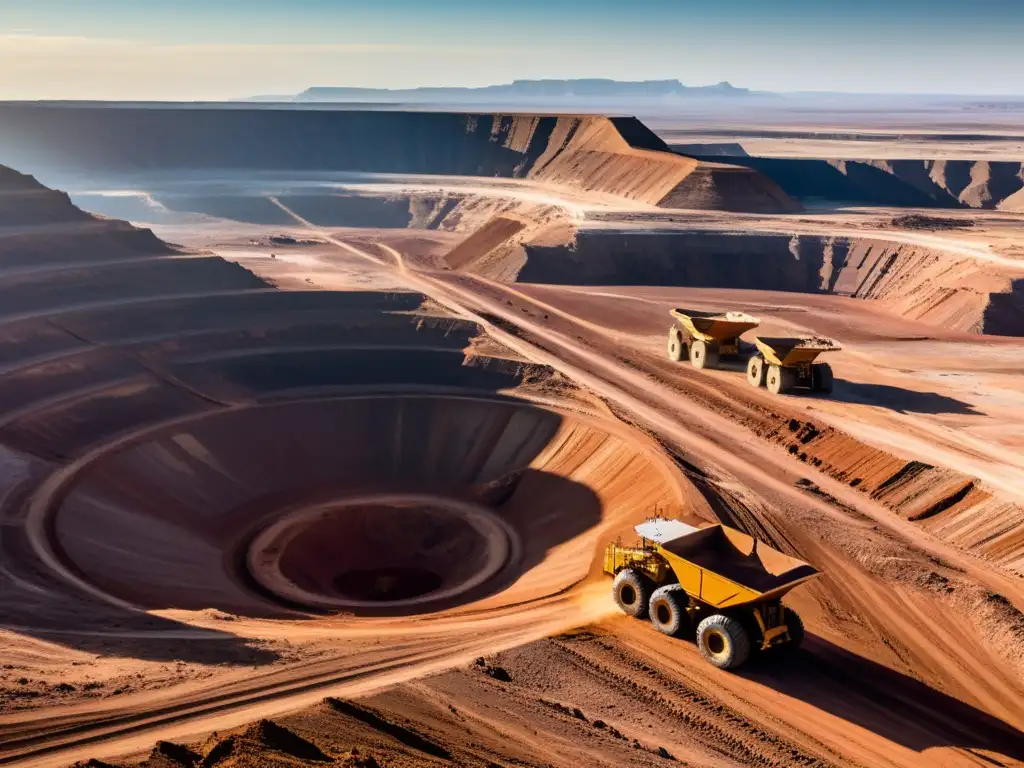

[1,105,1023,767]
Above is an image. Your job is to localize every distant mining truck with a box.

[747,336,840,395]
[667,309,761,369]
[604,519,818,670]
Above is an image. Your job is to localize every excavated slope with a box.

[685,154,1024,209]
[0,166,92,226]
[512,231,1024,336]
[0,106,794,212]
[51,392,680,617]
[0,165,682,628]
[0,166,174,278]
[658,161,800,212]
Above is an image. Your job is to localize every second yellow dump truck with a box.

[747,336,841,395]
[605,518,818,670]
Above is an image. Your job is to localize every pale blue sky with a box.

[1,1,1021,99]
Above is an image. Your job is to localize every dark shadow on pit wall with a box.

[740,635,1024,760]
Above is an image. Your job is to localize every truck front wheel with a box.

[766,365,796,395]
[613,569,652,620]
[696,614,751,670]
[667,328,687,362]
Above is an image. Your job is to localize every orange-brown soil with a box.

[1,106,1024,768]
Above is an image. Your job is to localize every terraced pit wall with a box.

[515,231,1024,336]
[0,165,685,631]
[0,106,793,213]
[682,154,1024,210]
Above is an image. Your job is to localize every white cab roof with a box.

[634,518,700,544]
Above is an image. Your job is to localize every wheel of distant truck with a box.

[690,340,718,370]
[648,585,688,637]
[696,614,751,670]
[812,363,834,395]
[766,365,786,394]
[667,328,686,362]
[613,569,652,620]
[746,356,766,387]
[783,607,805,651]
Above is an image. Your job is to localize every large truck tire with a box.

[648,585,688,637]
[613,569,652,620]
[812,362,834,394]
[667,328,686,362]
[690,340,719,370]
[696,614,751,670]
[766,365,796,395]
[746,356,766,387]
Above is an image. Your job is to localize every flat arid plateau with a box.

[0,105,1023,767]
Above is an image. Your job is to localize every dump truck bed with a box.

[754,336,841,367]
[670,308,760,343]
[656,524,819,608]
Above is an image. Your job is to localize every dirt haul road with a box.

[3,199,1024,767]
[235,204,1024,764]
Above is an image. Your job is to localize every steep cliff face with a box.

[510,231,1024,336]
[688,154,1024,210]
[827,239,1024,334]
[0,106,795,213]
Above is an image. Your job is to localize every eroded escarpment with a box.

[682,154,1024,210]
[0,106,795,213]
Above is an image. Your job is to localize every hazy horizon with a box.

[1,0,1023,101]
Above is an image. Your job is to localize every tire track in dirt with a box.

[548,632,846,767]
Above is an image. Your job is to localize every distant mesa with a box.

[292,79,750,103]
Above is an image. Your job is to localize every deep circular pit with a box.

[333,567,443,602]
[247,495,518,612]
[42,393,683,618]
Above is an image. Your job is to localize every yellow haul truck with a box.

[604,519,819,670]
[747,336,841,395]
[667,309,761,370]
